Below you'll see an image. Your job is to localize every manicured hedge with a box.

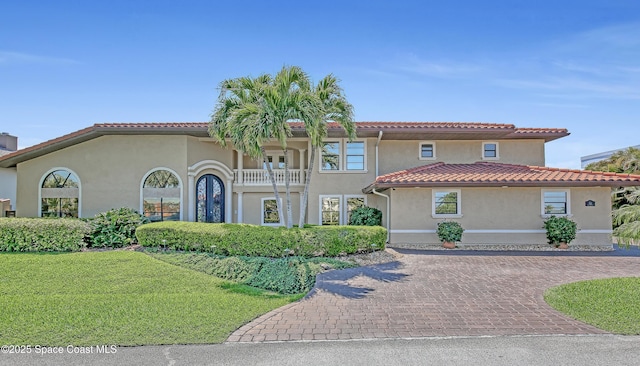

[150,252,355,294]
[0,218,91,252]
[136,222,386,257]
[87,207,148,248]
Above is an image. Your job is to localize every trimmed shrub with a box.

[0,218,91,252]
[349,206,383,226]
[136,222,387,258]
[543,215,577,246]
[87,208,148,248]
[149,252,354,294]
[436,221,464,243]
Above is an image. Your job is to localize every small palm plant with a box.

[436,221,464,249]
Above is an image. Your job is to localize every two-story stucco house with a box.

[1,121,639,248]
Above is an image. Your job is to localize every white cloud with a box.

[0,51,80,65]
[385,53,484,79]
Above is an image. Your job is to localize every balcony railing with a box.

[234,169,304,185]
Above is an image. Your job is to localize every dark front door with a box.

[196,174,224,223]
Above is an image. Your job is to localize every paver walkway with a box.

[228,249,640,342]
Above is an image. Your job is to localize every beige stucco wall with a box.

[239,192,300,226]
[17,135,190,218]
[388,186,612,246]
[378,139,545,175]
[305,138,381,225]
[13,131,612,245]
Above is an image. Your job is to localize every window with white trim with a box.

[320,139,366,172]
[142,169,181,222]
[432,189,462,218]
[419,141,436,160]
[41,169,80,218]
[482,142,499,160]
[346,141,365,170]
[319,195,367,225]
[542,189,570,216]
[320,196,341,225]
[261,197,282,226]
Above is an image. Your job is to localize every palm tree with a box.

[264,66,315,228]
[210,66,314,228]
[298,74,355,228]
[586,147,640,242]
[612,187,640,246]
[210,74,286,224]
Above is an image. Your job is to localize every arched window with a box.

[142,169,181,222]
[41,169,80,218]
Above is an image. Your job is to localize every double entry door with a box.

[196,174,224,223]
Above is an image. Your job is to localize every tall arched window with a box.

[41,169,80,217]
[142,169,181,222]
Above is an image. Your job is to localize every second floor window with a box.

[321,142,340,170]
[346,142,364,170]
[483,142,499,159]
[419,142,436,160]
[320,140,366,171]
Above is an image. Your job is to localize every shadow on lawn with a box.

[307,261,407,299]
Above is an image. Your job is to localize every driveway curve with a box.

[228,248,640,342]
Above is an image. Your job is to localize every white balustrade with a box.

[234,169,303,185]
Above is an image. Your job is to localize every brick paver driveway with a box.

[228,249,640,342]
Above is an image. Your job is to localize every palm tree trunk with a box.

[284,148,293,229]
[298,146,316,228]
[261,146,284,226]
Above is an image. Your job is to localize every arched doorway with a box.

[196,174,224,223]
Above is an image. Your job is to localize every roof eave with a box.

[364,180,640,192]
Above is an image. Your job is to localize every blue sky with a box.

[1,0,639,168]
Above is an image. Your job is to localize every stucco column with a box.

[299,149,306,183]
[226,178,233,223]
[187,173,195,222]
[237,192,243,223]
[237,151,243,184]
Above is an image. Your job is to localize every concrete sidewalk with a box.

[228,248,640,342]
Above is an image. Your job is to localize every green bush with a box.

[543,216,577,246]
[349,206,383,226]
[0,218,91,252]
[136,222,387,257]
[149,252,354,294]
[436,221,464,243]
[87,208,148,248]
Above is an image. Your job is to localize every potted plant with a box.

[436,221,464,249]
[543,215,577,249]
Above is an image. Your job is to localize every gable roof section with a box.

[363,161,640,193]
[0,121,569,168]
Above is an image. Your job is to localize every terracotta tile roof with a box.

[363,162,640,192]
[0,121,569,168]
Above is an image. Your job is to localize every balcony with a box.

[234,169,304,185]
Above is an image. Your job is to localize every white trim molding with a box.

[418,141,436,160]
[38,167,82,218]
[432,188,462,219]
[482,141,499,160]
[261,197,283,226]
[541,188,571,217]
[139,167,184,221]
[318,139,367,173]
[187,160,234,223]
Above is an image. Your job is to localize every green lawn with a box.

[0,251,300,346]
[544,277,640,335]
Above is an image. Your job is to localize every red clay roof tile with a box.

[364,161,640,191]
